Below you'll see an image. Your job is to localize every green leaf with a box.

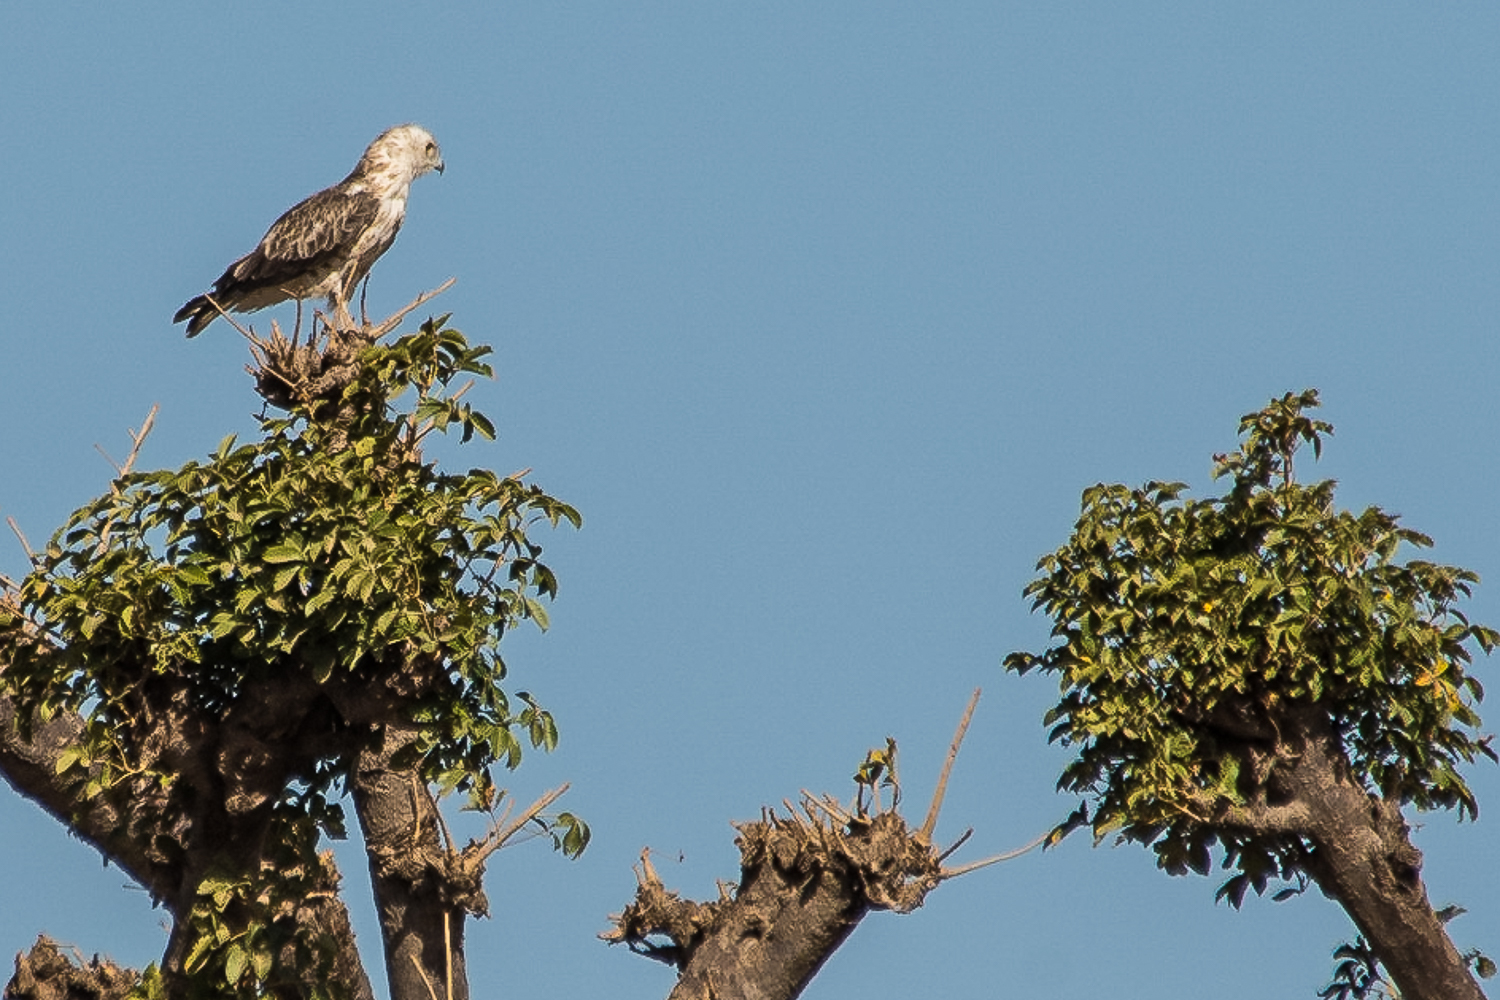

[272,565,300,592]
[262,543,304,565]
[251,944,274,980]
[183,933,214,974]
[223,942,247,985]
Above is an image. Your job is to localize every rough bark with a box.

[0,686,167,900]
[4,937,137,1000]
[1274,723,1484,1000]
[349,723,474,1000]
[0,300,483,1000]
[1206,706,1486,1000]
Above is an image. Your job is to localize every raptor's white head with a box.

[359,124,445,189]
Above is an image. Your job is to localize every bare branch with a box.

[917,687,981,844]
[202,294,258,343]
[934,827,973,865]
[939,831,1048,879]
[799,790,852,826]
[465,783,570,867]
[367,279,457,341]
[7,517,38,567]
[94,444,123,476]
[410,956,440,1000]
[97,404,160,554]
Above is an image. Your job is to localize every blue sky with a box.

[3,5,1498,998]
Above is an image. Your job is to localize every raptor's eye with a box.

[426,142,436,154]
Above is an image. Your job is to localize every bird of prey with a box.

[174,124,444,337]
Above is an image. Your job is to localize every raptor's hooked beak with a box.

[435,160,445,175]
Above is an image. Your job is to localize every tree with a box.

[0,296,1003,1000]
[1,298,586,1000]
[1006,390,1496,1000]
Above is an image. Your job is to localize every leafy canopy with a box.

[1006,390,1496,902]
[5,318,580,805]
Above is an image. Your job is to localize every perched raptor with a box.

[174,124,444,337]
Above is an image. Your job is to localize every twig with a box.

[799,790,852,826]
[405,381,474,451]
[7,517,38,567]
[94,444,122,476]
[443,911,453,1000]
[939,831,1048,878]
[368,278,457,340]
[468,783,570,865]
[203,294,258,343]
[96,404,159,554]
[917,687,981,844]
[934,827,973,865]
[120,405,158,478]
[409,956,440,1000]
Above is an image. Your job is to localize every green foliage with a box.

[129,964,166,1000]
[1320,935,1396,1000]
[0,316,582,993]
[3,317,577,803]
[1005,390,1496,899]
[551,810,591,858]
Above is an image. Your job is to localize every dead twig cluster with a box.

[239,280,455,413]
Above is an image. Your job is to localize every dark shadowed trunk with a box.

[1,662,376,1000]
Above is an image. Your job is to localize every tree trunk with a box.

[1271,719,1485,1000]
[606,802,948,1000]
[1,674,377,1000]
[350,723,471,1000]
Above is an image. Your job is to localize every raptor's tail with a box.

[173,295,218,338]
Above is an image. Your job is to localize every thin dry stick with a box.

[939,831,1048,878]
[121,405,158,476]
[409,956,440,1000]
[917,687,981,844]
[97,405,160,554]
[203,294,259,343]
[935,827,973,865]
[368,278,457,340]
[470,783,571,865]
[94,444,122,476]
[443,911,453,1000]
[801,790,852,826]
[7,517,37,567]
